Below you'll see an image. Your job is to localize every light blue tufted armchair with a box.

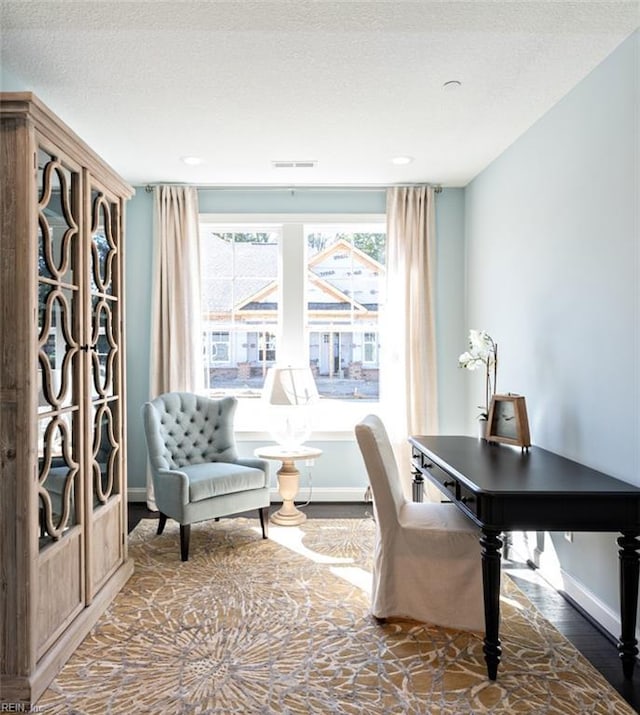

[142,392,270,561]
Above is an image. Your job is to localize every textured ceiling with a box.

[1,1,638,187]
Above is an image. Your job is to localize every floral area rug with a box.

[37,517,635,714]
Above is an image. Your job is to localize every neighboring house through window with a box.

[199,214,385,431]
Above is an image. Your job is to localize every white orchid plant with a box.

[458,330,498,420]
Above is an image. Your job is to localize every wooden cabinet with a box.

[0,93,134,705]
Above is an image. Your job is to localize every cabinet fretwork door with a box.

[36,141,85,658]
[85,181,126,600]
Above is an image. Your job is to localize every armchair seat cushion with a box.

[182,462,267,502]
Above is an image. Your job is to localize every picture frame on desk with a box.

[487,394,531,448]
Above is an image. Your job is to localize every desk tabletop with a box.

[410,435,640,496]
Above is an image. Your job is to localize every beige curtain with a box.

[150,185,202,394]
[147,185,202,508]
[381,186,439,496]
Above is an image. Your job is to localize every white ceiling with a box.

[1,1,638,188]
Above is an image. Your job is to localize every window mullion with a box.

[279,223,307,366]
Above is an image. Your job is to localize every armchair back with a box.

[143,392,238,470]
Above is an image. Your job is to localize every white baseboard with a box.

[127,486,369,504]
[507,531,633,643]
[282,487,369,503]
[556,568,625,643]
[127,488,148,502]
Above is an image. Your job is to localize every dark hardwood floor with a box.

[504,560,640,712]
[127,501,372,533]
[128,502,640,712]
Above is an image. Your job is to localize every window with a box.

[258,331,276,362]
[200,225,279,394]
[363,332,378,364]
[305,223,385,400]
[203,331,230,364]
[199,214,386,431]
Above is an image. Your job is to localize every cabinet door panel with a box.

[36,529,83,659]
[91,402,118,505]
[38,285,77,409]
[90,499,124,594]
[37,147,78,286]
[38,412,80,541]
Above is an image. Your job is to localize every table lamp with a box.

[262,366,319,449]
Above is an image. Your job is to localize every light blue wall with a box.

[435,188,467,434]
[464,31,639,612]
[198,187,386,214]
[0,66,21,90]
[124,188,154,496]
[124,187,467,494]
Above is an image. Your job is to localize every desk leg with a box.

[617,532,640,679]
[411,469,424,502]
[480,528,503,680]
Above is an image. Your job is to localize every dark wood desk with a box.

[409,435,640,681]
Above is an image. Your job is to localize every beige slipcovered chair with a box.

[355,414,484,632]
[142,392,270,561]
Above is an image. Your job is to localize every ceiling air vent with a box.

[271,160,317,169]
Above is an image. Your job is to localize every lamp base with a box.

[269,407,311,450]
[254,444,322,527]
[270,451,308,526]
[270,506,307,526]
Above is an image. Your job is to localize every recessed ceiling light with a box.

[180,156,205,166]
[391,156,414,166]
[442,80,462,91]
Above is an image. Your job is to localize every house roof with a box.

[200,233,385,317]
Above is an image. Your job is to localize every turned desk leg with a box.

[412,469,424,503]
[480,528,503,680]
[618,532,640,679]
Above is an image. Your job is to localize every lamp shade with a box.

[262,367,319,406]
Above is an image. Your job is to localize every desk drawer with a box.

[458,482,479,518]
[411,446,429,471]
[422,460,458,502]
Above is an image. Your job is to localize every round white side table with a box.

[254,445,323,526]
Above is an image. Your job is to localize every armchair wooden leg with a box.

[259,506,269,539]
[180,524,191,561]
[157,512,167,535]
